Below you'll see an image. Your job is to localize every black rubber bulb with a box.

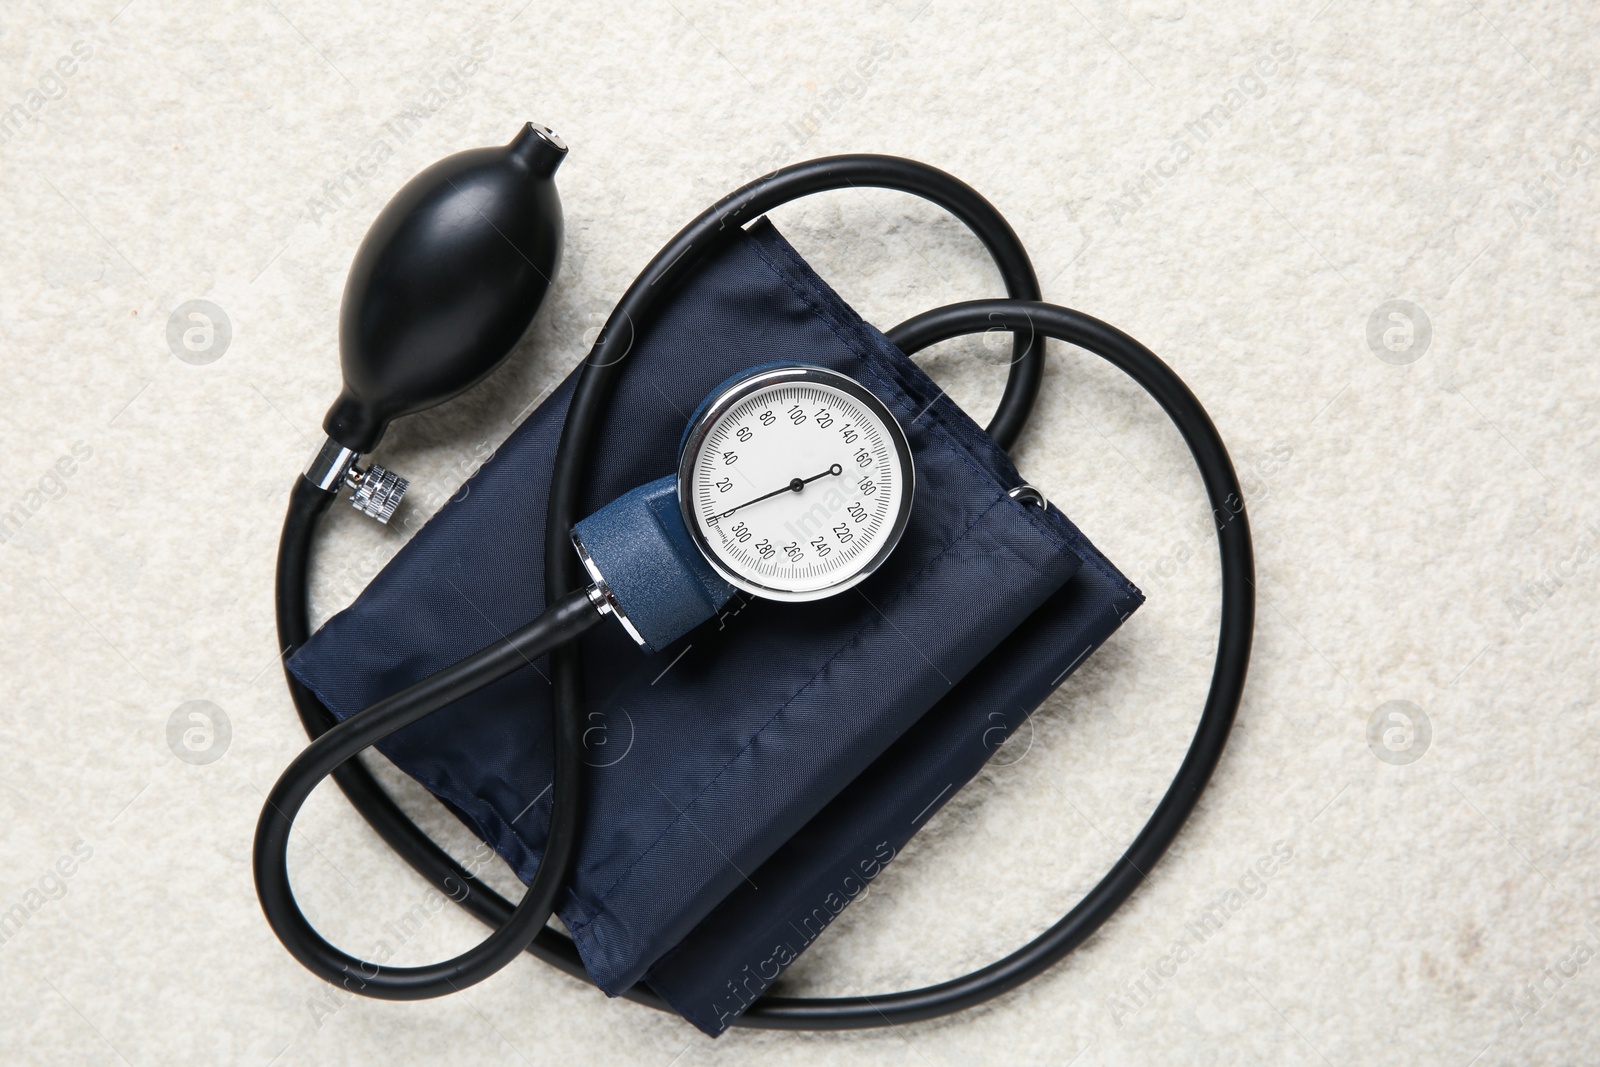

[324,122,567,453]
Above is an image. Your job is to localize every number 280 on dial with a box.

[677,365,915,602]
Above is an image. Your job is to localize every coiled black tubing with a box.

[260,155,1253,1022]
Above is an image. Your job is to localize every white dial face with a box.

[682,370,912,601]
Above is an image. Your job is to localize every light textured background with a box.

[2,0,1597,1064]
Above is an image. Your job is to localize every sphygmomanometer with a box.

[253,122,1253,1035]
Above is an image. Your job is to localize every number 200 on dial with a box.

[677,365,915,602]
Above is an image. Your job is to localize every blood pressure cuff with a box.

[288,219,1143,1035]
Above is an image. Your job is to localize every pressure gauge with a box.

[678,365,914,602]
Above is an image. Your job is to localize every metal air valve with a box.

[303,437,410,525]
[346,463,408,524]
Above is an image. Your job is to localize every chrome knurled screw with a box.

[347,464,408,524]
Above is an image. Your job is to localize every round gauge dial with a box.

[678,365,914,602]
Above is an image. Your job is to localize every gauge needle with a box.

[715,464,842,520]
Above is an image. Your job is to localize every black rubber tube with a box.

[272,479,624,993]
[264,159,1252,1028]
[255,569,601,999]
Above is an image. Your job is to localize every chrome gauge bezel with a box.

[676,364,915,603]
